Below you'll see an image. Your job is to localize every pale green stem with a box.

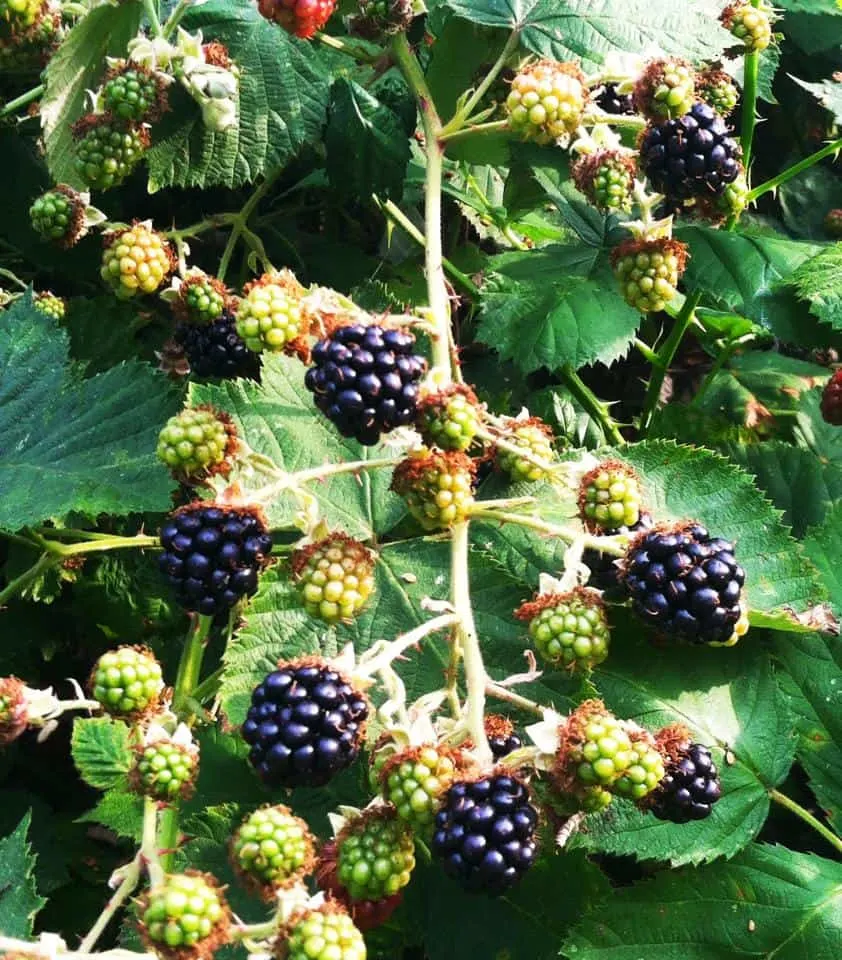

[748,137,842,203]
[218,167,284,282]
[0,552,58,606]
[357,614,459,678]
[77,856,142,952]
[769,789,842,855]
[0,83,44,119]
[441,30,520,134]
[486,680,544,716]
[141,0,163,38]
[741,50,759,173]
[560,365,625,446]
[162,0,192,39]
[469,507,627,555]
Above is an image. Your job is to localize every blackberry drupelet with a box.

[651,742,722,822]
[242,659,369,788]
[158,503,272,616]
[305,322,426,445]
[431,774,539,895]
[620,521,747,645]
[174,312,262,382]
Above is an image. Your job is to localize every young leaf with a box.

[0,294,180,531]
[71,717,132,791]
[0,813,45,937]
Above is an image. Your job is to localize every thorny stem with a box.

[0,83,45,119]
[356,614,459,678]
[748,137,842,203]
[439,119,511,144]
[485,681,544,716]
[473,424,568,480]
[218,166,285,282]
[441,30,520,134]
[248,456,404,505]
[769,789,842,855]
[560,365,625,446]
[469,508,627,556]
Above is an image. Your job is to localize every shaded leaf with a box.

[0,813,45,937]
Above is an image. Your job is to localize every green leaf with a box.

[780,166,842,241]
[563,844,842,960]
[792,75,842,126]
[441,0,731,71]
[476,245,640,372]
[325,79,412,201]
[146,0,331,190]
[190,354,406,539]
[71,717,132,790]
[0,813,46,937]
[790,243,842,331]
[77,791,144,842]
[0,294,180,531]
[41,3,144,186]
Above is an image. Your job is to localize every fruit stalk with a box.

[769,788,842,855]
[560,364,626,446]
[748,137,842,204]
[441,29,520,135]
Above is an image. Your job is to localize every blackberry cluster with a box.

[639,102,741,211]
[243,660,369,788]
[131,738,199,801]
[158,503,272,615]
[73,115,148,191]
[257,0,337,39]
[0,0,42,33]
[352,0,414,37]
[30,185,84,247]
[612,237,688,314]
[651,742,722,822]
[431,774,539,895]
[305,323,426,445]
[174,313,262,382]
[90,646,164,717]
[283,904,366,960]
[139,872,229,956]
[722,1,773,52]
[336,808,415,902]
[516,588,611,671]
[583,512,653,594]
[633,58,695,121]
[235,272,305,353]
[101,65,165,122]
[380,745,459,833]
[561,703,634,790]
[621,522,746,645]
[595,83,635,116]
[0,10,59,73]
[613,736,665,801]
[821,370,842,426]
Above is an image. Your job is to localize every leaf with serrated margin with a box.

[563,844,842,960]
[0,293,180,531]
[0,813,45,937]
[71,717,132,790]
[77,792,144,841]
[442,0,730,71]
[792,75,842,126]
[790,244,842,331]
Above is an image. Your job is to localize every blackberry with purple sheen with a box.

[650,742,722,822]
[304,323,426,445]
[175,313,261,382]
[242,661,369,788]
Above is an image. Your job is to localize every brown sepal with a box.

[610,236,689,275]
[514,586,604,624]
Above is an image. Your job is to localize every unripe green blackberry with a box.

[416,385,480,452]
[230,805,315,898]
[391,449,476,530]
[506,60,588,144]
[29,185,85,248]
[101,223,173,299]
[139,872,230,958]
[130,737,199,802]
[336,807,415,902]
[612,733,665,801]
[572,150,636,213]
[825,209,842,238]
[0,0,42,34]
[718,172,749,218]
[281,903,366,960]
[172,273,228,324]
[89,646,164,717]
[555,700,634,793]
[496,419,556,483]
[156,406,236,482]
[611,237,688,314]
[633,58,695,121]
[73,114,149,191]
[235,270,306,353]
[697,68,739,117]
[722,2,774,53]
[581,785,613,813]
[515,587,610,671]
[579,460,642,531]
[380,745,461,834]
[0,677,28,745]
[352,0,414,37]
[101,63,167,122]
[291,532,376,624]
[34,291,66,321]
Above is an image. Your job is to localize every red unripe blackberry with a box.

[257,0,337,39]
[158,503,272,615]
[821,370,842,425]
[824,210,842,239]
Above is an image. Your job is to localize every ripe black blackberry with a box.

[595,83,635,115]
[651,742,721,823]
[242,659,369,788]
[175,313,261,382]
[639,102,741,211]
[304,323,426,446]
[431,774,538,895]
[158,503,272,615]
[620,522,747,645]
[484,715,522,760]
[583,511,653,595]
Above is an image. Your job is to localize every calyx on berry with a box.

[278,901,366,960]
[335,804,416,902]
[506,60,588,144]
[236,269,307,354]
[391,448,476,530]
[633,57,696,120]
[579,459,642,532]
[29,184,86,248]
[89,645,164,717]
[611,237,689,314]
[129,723,200,802]
[0,677,28,745]
[230,804,316,898]
[416,384,481,452]
[101,222,174,299]
[515,587,610,672]
[257,0,337,39]
[495,417,556,482]
[138,871,230,960]
[291,531,376,624]
[572,150,636,213]
[156,406,238,483]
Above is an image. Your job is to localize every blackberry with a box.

[515,587,610,671]
[336,806,415,902]
[34,292,66,320]
[139,872,229,958]
[380,745,460,834]
[73,114,148,191]
[156,407,236,482]
[291,532,376,624]
[130,736,199,802]
[651,741,721,823]
[281,903,366,960]
[257,0,337,39]
[572,150,636,213]
[391,449,476,530]
[697,68,739,117]
[821,370,842,425]
[174,312,262,382]
[101,63,166,122]
[243,658,369,788]
[316,840,404,932]
[431,774,539,895]
[101,223,173,299]
[0,677,27,745]
[30,185,85,248]
[595,83,635,116]
[506,60,587,144]
[639,102,742,211]
[582,511,653,594]
[633,58,695,121]
[305,322,426,445]
[158,503,272,616]
[579,460,642,532]
[555,700,634,792]
[496,419,556,482]
[722,2,774,53]
[235,271,306,353]
[89,646,164,717]
[612,237,688,314]
[485,715,522,760]
[620,521,748,645]
[416,385,480,452]
[230,805,315,897]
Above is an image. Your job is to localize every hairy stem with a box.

[485,681,544,716]
[769,789,842,855]
[0,83,45,119]
[748,137,842,203]
[357,614,459,678]
[560,365,625,445]
[469,508,627,555]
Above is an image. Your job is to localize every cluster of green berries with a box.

[516,588,610,671]
[417,386,480,452]
[496,419,555,482]
[379,744,460,834]
[697,69,739,117]
[230,805,315,896]
[633,58,695,120]
[34,292,66,321]
[612,237,688,314]
[29,185,85,248]
[90,646,164,716]
[131,738,199,802]
[506,60,587,144]
[101,223,173,299]
[156,407,235,481]
[101,64,165,122]
[336,808,415,902]
[0,10,59,73]
[722,2,774,52]
[176,274,228,323]
[282,904,366,960]
[73,115,148,191]
[291,532,376,624]
[572,150,636,213]
[235,271,306,353]
[0,0,42,34]
[391,449,476,530]
[579,461,642,531]
[140,872,228,956]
